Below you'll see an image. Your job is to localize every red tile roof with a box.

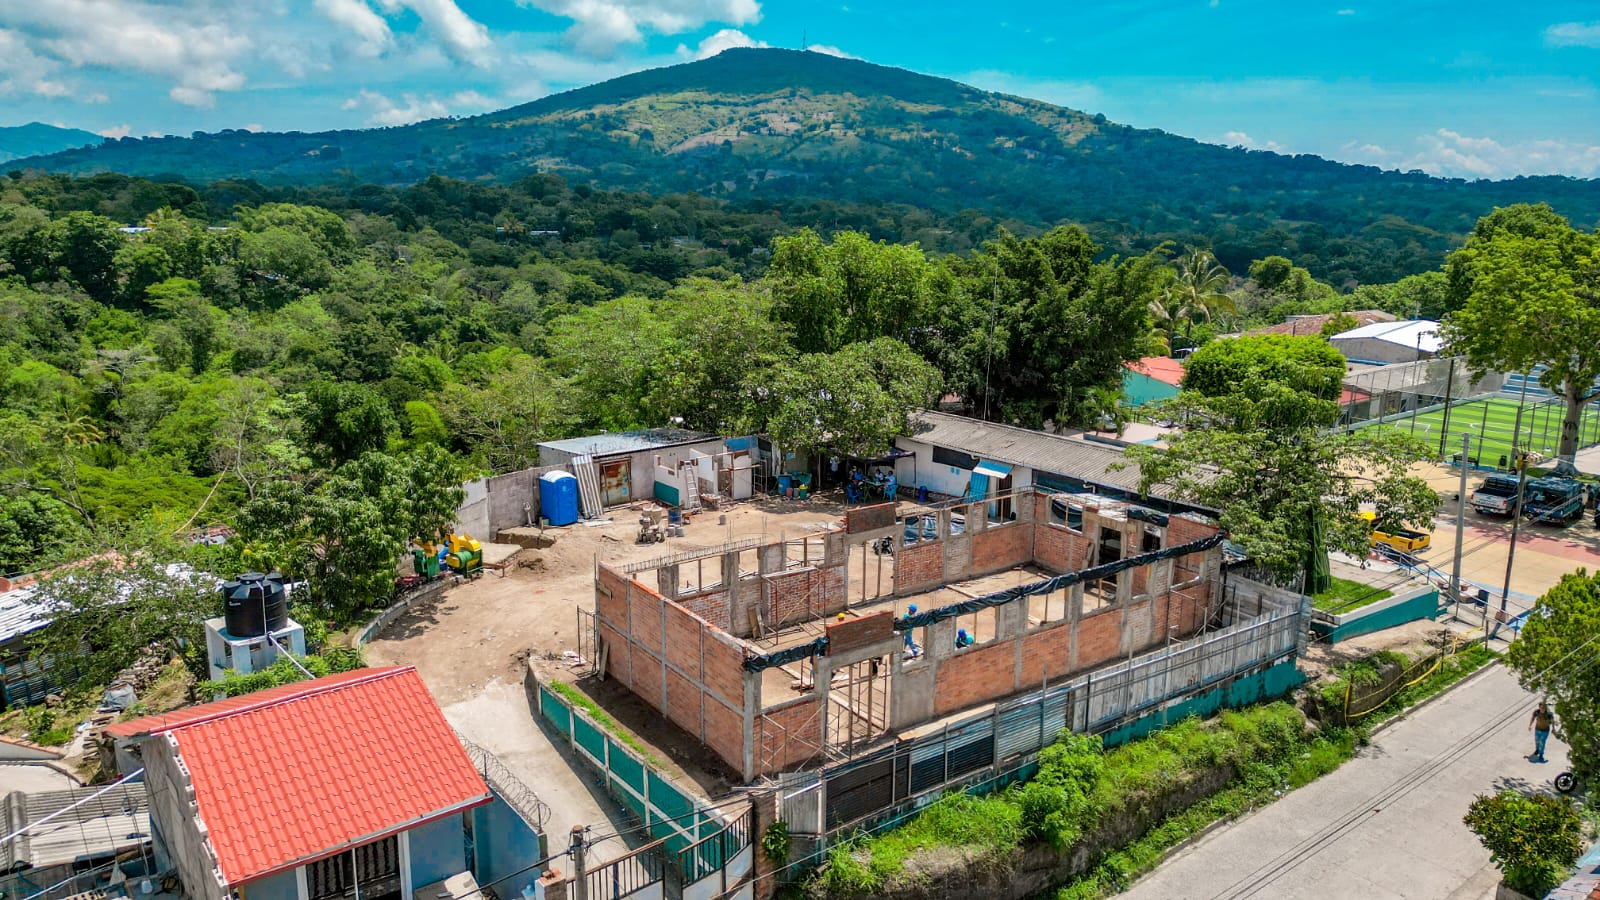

[112,667,489,885]
[1124,356,1186,387]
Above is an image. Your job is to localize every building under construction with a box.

[591,487,1229,782]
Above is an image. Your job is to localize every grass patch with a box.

[1316,649,1408,708]
[1311,577,1393,613]
[818,794,1023,895]
[546,679,665,768]
[1352,643,1498,729]
[811,703,1340,897]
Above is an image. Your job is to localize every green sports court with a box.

[1369,395,1600,467]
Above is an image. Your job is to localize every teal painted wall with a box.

[1096,658,1308,748]
[1311,589,1442,644]
[1122,370,1181,407]
[471,798,544,893]
[240,868,298,900]
[408,814,466,889]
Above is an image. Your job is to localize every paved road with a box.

[1122,665,1570,900]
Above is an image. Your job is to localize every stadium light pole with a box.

[1451,433,1468,621]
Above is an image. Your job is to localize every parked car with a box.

[1358,510,1431,553]
[1470,474,1520,516]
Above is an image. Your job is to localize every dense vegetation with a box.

[810,703,1355,898]
[20,49,1600,287]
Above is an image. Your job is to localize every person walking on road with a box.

[1530,700,1554,763]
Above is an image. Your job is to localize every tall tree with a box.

[769,228,933,354]
[748,338,941,459]
[1441,204,1600,460]
[1504,569,1600,784]
[1129,335,1436,592]
[1163,247,1237,339]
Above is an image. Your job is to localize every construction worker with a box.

[955,628,974,649]
[1531,700,1554,763]
[903,605,921,658]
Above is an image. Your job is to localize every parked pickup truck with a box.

[1470,475,1521,516]
[1358,510,1432,553]
[1525,477,1586,526]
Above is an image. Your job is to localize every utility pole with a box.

[1451,432,1468,621]
[570,826,588,900]
[1494,450,1532,640]
[1437,359,1457,459]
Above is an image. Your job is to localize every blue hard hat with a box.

[907,604,917,614]
[957,628,968,638]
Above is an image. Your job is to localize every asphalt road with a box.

[1121,664,1572,900]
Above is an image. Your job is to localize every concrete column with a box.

[657,565,679,598]
[722,552,740,591]
[742,669,760,782]
[1068,583,1084,670]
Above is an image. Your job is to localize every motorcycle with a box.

[1556,770,1577,794]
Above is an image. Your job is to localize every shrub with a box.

[1464,790,1581,897]
[1017,732,1105,847]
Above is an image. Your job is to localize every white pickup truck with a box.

[1470,474,1520,515]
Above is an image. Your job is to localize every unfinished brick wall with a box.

[677,589,731,631]
[765,565,847,629]
[970,523,1032,576]
[595,564,750,776]
[1075,607,1123,670]
[757,698,824,772]
[1019,621,1072,687]
[934,640,1017,716]
[1032,522,1087,573]
[894,541,944,594]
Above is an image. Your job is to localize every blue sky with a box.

[2,0,1599,178]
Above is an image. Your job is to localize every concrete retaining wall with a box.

[1310,584,1442,644]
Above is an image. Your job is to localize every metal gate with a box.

[306,836,401,900]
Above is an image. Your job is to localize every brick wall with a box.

[1032,523,1087,573]
[1019,621,1072,687]
[934,641,1017,716]
[663,603,704,680]
[894,541,944,594]
[1075,608,1123,670]
[702,634,746,708]
[765,564,847,628]
[757,698,824,772]
[703,695,744,774]
[971,523,1032,576]
[677,589,731,632]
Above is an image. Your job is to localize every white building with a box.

[1328,319,1443,365]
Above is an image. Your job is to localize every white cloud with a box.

[1341,129,1600,178]
[1221,130,1285,152]
[0,0,251,107]
[806,44,856,59]
[689,28,766,59]
[1336,8,1354,15]
[244,123,264,133]
[516,0,762,57]
[99,124,131,139]
[1545,21,1600,48]
[343,87,498,126]
[378,0,493,65]
[315,0,393,56]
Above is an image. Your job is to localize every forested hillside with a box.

[19,49,1600,287]
[0,123,102,164]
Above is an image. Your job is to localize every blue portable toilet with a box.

[540,471,580,526]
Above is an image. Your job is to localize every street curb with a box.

[1365,657,1504,740]
[1144,657,1506,874]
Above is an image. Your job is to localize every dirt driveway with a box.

[366,497,849,704]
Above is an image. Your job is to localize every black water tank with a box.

[223,572,289,637]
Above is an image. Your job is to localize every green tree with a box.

[1441,204,1600,460]
[297,381,396,467]
[28,542,219,690]
[1130,336,1436,592]
[1464,790,1581,897]
[1163,247,1237,338]
[1504,569,1600,784]
[749,338,940,459]
[440,354,572,471]
[769,228,933,354]
[0,492,80,573]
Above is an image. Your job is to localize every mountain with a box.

[17,49,1600,284]
[0,122,103,164]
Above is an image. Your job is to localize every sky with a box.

[2,0,1600,179]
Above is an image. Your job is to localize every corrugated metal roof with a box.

[537,427,717,458]
[1123,357,1186,387]
[1329,319,1444,353]
[0,585,48,644]
[904,412,1149,493]
[1,781,150,870]
[112,667,490,886]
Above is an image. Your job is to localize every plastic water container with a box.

[667,508,683,526]
[777,473,792,495]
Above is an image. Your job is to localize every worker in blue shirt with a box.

[955,628,974,649]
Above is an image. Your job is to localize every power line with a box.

[1208,636,1600,899]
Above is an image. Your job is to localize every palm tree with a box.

[1162,248,1236,342]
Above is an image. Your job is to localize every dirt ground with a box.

[365,494,852,705]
